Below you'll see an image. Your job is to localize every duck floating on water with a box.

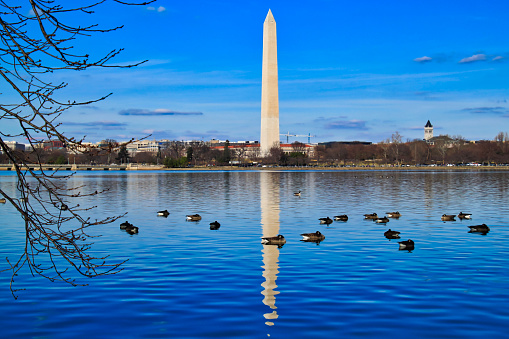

[261,234,286,247]
[209,221,221,230]
[319,217,333,225]
[120,221,138,234]
[0,198,6,203]
[334,215,348,221]
[441,214,456,221]
[458,212,472,219]
[375,216,390,223]
[300,231,325,241]
[294,191,301,196]
[364,213,378,220]
[468,224,490,234]
[125,224,139,234]
[386,211,401,218]
[384,229,401,239]
[120,221,133,229]
[398,239,415,251]
[157,210,170,217]
[186,214,202,221]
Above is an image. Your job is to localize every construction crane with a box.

[280,132,316,144]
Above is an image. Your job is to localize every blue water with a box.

[1,170,509,338]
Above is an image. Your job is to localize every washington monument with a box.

[260,9,280,155]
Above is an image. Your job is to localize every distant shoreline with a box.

[160,165,509,171]
[2,164,508,172]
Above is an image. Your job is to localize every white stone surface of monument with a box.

[260,9,280,156]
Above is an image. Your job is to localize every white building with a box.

[424,120,433,141]
[126,140,161,154]
[0,141,25,154]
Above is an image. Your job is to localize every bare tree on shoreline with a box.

[0,0,153,298]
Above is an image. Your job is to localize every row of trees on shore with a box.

[3,132,509,167]
[316,132,509,166]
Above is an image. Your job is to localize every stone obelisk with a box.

[260,9,280,155]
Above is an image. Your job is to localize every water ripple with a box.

[1,171,509,337]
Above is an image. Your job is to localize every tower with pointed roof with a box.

[424,120,433,141]
[260,9,280,155]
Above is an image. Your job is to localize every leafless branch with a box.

[0,0,155,298]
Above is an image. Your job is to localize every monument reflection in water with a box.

[260,172,281,327]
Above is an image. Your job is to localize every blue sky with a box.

[8,0,509,144]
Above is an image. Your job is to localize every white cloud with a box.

[459,54,486,63]
[119,108,203,116]
[493,56,504,61]
[147,6,166,12]
[414,56,432,63]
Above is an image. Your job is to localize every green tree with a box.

[55,155,67,165]
[117,145,130,164]
[163,156,188,168]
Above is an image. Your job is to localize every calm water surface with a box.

[1,170,509,338]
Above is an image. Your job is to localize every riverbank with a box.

[159,165,509,171]
[2,164,508,171]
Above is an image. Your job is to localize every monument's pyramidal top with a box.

[265,9,275,23]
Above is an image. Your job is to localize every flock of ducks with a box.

[117,191,490,251]
[2,193,491,250]
[437,212,490,232]
[1,189,490,248]
[119,210,221,234]
[441,212,471,221]
[119,221,139,235]
[261,211,420,250]
[261,194,491,250]
[185,213,221,229]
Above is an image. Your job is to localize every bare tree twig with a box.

[0,0,154,299]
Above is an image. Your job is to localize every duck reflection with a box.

[300,238,324,245]
[260,172,281,327]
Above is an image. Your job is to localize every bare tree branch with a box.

[0,0,154,299]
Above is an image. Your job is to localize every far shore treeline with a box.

[2,133,509,168]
